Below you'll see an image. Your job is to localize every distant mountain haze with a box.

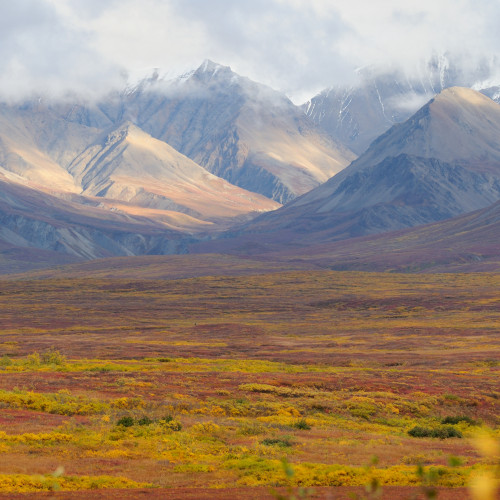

[305,57,500,155]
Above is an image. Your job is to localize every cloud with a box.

[333,0,500,74]
[0,0,499,102]
[0,0,124,101]
[386,92,435,113]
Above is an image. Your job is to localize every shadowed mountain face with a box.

[0,175,194,262]
[305,57,500,155]
[57,61,355,204]
[238,87,500,244]
[272,199,500,273]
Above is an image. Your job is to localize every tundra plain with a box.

[0,261,498,498]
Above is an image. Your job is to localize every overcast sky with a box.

[0,0,499,102]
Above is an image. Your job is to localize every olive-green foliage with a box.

[293,419,311,430]
[261,438,293,448]
[441,415,477,426]
[116,416,134,428]
[408,426,462,439]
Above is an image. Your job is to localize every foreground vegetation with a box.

[0,270,498,498]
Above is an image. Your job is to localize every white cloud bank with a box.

[1,0,498,102]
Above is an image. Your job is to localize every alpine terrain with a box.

[55,60,355,203]
[238,87,500,245]
[305,56,500,154]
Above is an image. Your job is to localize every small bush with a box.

[160,415,173,423]
[116,416,134,427]
[191,422,220,434]
[25,352,41,366]
[433,426,463,439]
[293,418,311,430]
[40,348,66,366]
[137,417,153,426]
[261,438,293,448]
[441,416,477,426]
[237,422,265,436]
[408,425,462,439]
[408,426,432,438]
[160,419,182,431]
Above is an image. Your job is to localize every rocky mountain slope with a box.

[0,174,193,262]
[238,88,500,243]
[67,121,279,223]
[56,61,355,203]
[1,62,333,264]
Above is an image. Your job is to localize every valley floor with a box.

[0,268,498,498]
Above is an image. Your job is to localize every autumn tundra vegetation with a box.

[0,264,498,498]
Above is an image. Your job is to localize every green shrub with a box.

[433,426,462,439]
[408,426,432,438]
[137,416,153,426]
[116,416,134,427]
[441,415,477,426]
[261,438,293,448]
[408,426,462,439]
[293,418,311,430]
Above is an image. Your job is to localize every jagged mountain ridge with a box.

[305,56,500,154]
[55,60,355,203]
[0,63,311,263]
[2,60,500,270]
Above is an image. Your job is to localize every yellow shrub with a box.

[0,473,149,492]
[110,397,145,409]
[191,422,221,434]
[0,431,73,443]
[385,403,400,414]
[277,407,301,417]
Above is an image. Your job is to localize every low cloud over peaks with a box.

[0,0,499,102]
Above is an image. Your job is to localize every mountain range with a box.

[0,61,354,265]
[304,56,500,155]
[50,60,354,203]
[235,87,500,244]
[1,60,500,273]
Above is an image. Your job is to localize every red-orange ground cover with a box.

[0,269,498,498]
